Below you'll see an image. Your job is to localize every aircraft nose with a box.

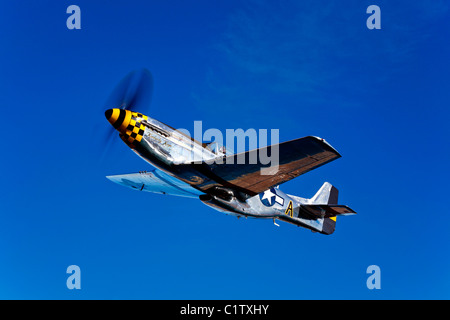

[105,108,114,122]
[105,108,130,131]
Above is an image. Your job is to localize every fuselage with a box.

[105,108,333,233]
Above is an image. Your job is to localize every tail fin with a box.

[310,182,338,205]
[303,182,356,235]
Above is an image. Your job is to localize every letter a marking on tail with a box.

[285,200,293,218]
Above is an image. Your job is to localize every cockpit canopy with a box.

[205,141,233,156]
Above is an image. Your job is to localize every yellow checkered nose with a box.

[105,108,148,147]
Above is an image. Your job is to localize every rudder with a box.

[310,182,338,205]
[307,182,355,235]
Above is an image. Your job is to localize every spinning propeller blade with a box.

[98,68,154,160]
[104,68,153,113]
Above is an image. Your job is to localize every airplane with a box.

[103,69,356,235]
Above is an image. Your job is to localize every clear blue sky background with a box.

[0,0,449,299]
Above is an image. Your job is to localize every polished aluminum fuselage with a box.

[129,115,326,232]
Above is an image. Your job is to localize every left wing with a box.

[106,168,204,198]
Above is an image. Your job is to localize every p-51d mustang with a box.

[103,69,356,235]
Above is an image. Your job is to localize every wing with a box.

[106,168,204,198]
[192,136,341,196]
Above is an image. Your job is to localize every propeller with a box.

[104,68,154,114]
[97,68,154,161]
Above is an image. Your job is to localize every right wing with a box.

[191,136,341,196]
[106,168,204,198]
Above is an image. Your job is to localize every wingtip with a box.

[309,136,342,158]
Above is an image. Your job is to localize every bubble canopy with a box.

[204,141,233,156]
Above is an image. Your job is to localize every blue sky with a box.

[0,0,449,299]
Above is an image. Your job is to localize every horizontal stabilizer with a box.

[300,204,356,219]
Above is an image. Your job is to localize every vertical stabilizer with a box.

[309,182,339,235]
[310,182,339,204]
